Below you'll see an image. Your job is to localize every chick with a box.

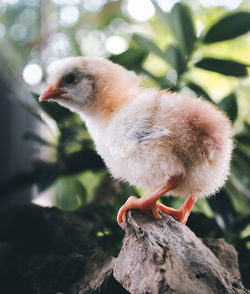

[39,57,233,226]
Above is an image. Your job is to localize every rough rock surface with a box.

[113,210,249,294]
[202,237,242,280]
[70,252,115,293]
[0,204,249,294]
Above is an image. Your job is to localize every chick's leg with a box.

[156,196,196,225]
[117,174,182,226]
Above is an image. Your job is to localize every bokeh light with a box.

[156,0,180,12]
[23,63,43,85]
[9,23,27,41]
[47,33,71,58]
[127,0,155,21]
[109,18,129,35]
[80,30,106,56]
[83,0,107,13]
[2,0,20,5]
[105,36,128,55]
[199,0,243,10]
[46,59,61,75]
[52,0,82,5]
[60,6,79,27]
[19,8,37,26]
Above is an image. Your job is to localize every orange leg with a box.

[156,196,196,224]
[117,174,183,226]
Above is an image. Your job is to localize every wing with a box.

[108,119,171,159]
[127,120,171,142]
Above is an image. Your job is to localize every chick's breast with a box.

[99,91,233,198]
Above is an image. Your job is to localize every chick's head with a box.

[40,57,141,118]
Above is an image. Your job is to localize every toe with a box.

[117,207,126,227]
[117,196,139,227]
[152,205,161,219]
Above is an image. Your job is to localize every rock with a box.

[202,238,241,280]
[70,252,115,294]
[113,210,249,294]
[0,204,248,294]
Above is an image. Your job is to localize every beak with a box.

[39,84,66,102]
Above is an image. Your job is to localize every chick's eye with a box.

[62,72,77,86]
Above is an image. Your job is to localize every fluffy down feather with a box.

[89,90,233,197]
[41,57,233,199]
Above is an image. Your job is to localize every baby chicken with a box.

[39,57,233,226]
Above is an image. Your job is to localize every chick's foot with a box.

[156,196,196,224]
[117,196,161,226]
[117,174,183,227]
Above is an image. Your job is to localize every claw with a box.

[156,196,196,224]
[117,175,185,228]
[152,205,162,219]
[117,195,162,227]
[117,196,139,226]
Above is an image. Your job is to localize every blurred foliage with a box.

[0,0,250,288]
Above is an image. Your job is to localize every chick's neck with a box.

[87,77,141,122]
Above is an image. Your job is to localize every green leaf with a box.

[203,12,250,43]
[133,34,166,60]
[231,167,250,200]
[165,44,186,74]
[55,177,87,211]
[235,122,250,145]
[207,189,237,236]
[195,58,248,77]
[32,160,61,192]
[23,132,55,147]
[186,82,213,102]
[168,3,196,56]
[62,149,105,175]
[187,212,220,237]
[218,92,238,123]
[234,215,250,232]
[141,68,177,90]
[234,149,250,172]
[224,181,250,215]
[32,93,73,123]
[231,151,250,199]
[109,48,147,70]
[152,1,196,57]
[236,134,250,146]
[151,0,169,27]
